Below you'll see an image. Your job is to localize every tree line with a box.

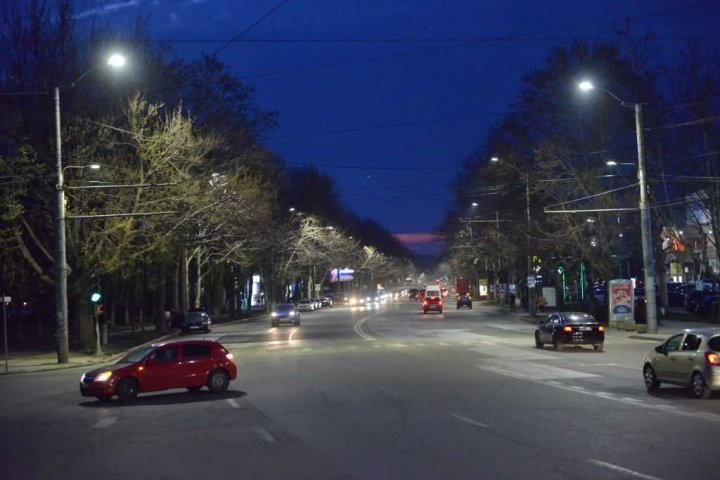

[0,0,415,352]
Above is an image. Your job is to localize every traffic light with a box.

[90,292,102,303]
[95,304,104,314]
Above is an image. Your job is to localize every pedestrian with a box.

[509,292,516,310]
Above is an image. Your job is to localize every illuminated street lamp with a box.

[579,79,658,333]
[55,53,126,363]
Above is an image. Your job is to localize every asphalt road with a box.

[1,301,719,479]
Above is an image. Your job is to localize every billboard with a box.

[328,268,355,283]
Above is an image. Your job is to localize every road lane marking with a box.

[376,385,400,396]
[226,399,240,409]
[480,365,720,423]
[353,317,376,341]
[439,342,450,346]
[92,417,117,429]
[587,459,663,480]
[253,426,276,443]
[447,413,489,429]
[288,328,299,344]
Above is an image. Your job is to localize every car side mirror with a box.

[654,345,665,355]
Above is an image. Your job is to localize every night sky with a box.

[77,0,720,254]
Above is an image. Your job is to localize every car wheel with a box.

[204,327,211,333]
[469,304,472,309]
[691,372,712,399]
[553,338,563,351]
[207,369,230,393]
[439,309,443,314]
[423,309,427,314]
[187,386,202,392]
[117,378,139,402]
[534,333,543,349]
[643,364,660,391]
[593,343,604,352]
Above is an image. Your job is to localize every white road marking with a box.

[480,365,720,423]
[481,363,600,381]
[226,398,240,409]
[376,385,400,397]
[288,328,298,343]
[414,343,425,347]
[254,426,276,443]
[353,317,375,341]
[447,413,489,429]
[92,417,117,429]
[587,459,663,480]
[438,342,450,346]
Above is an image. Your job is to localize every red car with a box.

[80,340,237,402]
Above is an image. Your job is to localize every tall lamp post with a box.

[579,80,658,333]
[54,53,126,363]
[491,157,536,316]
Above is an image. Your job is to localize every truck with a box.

[455,277,472,309]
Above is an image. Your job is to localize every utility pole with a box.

[527,172,537,317]
[636,103,658,333]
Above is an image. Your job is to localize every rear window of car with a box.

[182,344,212,359]
[565,314,596,323]
[426,289,441,296]
[708,336,720,351]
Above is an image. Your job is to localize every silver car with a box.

[643,328,720,399]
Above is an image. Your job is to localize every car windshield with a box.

[276,304,295,311]
[117,345,156,363]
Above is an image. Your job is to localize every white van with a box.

[423,285,443,313]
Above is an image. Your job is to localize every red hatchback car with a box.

[80,340,237,402]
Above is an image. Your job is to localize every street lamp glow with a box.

[578,80,594,92]
[107,53,126,68]
[490,157,499,163]
[606,160,618,166]
[471,202,479,207]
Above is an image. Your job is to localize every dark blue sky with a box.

[78,0,719,254]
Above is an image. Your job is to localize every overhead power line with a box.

[212,0,292,56]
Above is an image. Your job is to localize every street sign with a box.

[527,276,536,288]
[2,296,10,303]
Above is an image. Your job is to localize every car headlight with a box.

[271,312,278,318]
[289,311,296,316]
[95,371,112,382]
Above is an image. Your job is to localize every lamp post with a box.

[490,157,536,315]
[54,54,126,363]
[579,80,658,333]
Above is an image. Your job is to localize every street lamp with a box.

[579,79,658,333]
[55,53,126,363]
[490,157,535,315]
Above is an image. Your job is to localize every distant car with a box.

[271,303,301,327]
[321,296,334,307]
[178,311,211,333]
[422,285,443,314]
[80,340,237,401]
[643,328,720,399]
[456,293,472,309]
[408,288,419,299]
[297,299,315,311]
[534,312,604,351]
[312,298,324,309]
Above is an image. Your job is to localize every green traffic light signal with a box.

[91,292,102,303]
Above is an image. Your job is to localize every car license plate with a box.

[581,327,592,331]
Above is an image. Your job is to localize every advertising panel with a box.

[608,279,633,326]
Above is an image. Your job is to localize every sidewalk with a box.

[0,313,259,376]
[501,305,718,343]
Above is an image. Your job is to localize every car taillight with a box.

[563,326,572,333]
[706,352,720,366]
[598,326,605,332]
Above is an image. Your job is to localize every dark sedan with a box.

[535,312,605,351]
[271,303,301,327]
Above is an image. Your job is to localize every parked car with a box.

[80,340,237,401]
[177,311,212,333]
[321,296,334,307]
[271,303,301,327]
[667,283,693,308]
[642,328,720,399]
[685,289,720,316]
[297,299,315,311]
[534,312,605,351]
